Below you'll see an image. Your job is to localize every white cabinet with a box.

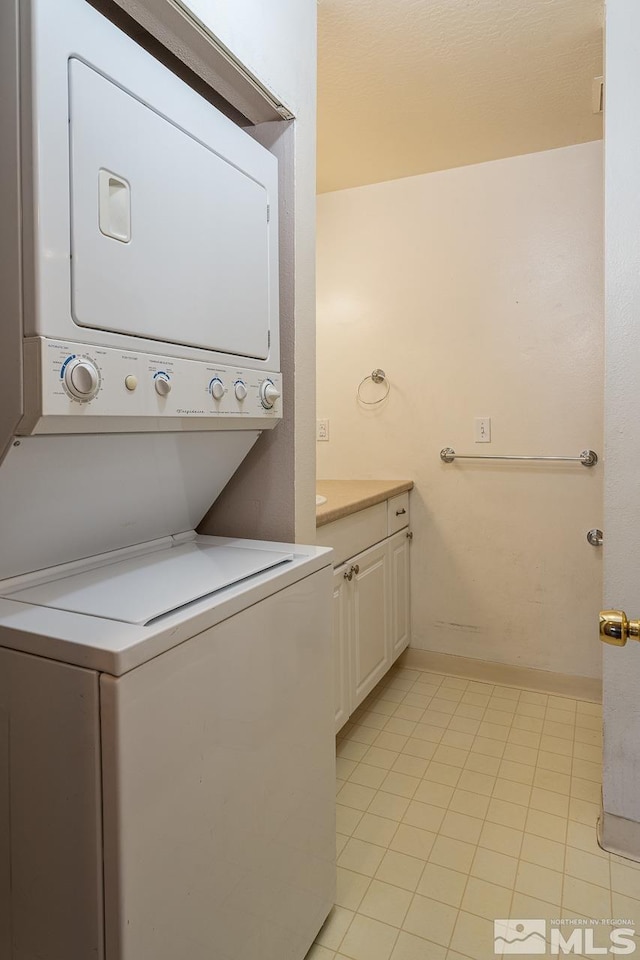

[389,530,411,660]
[332,564,352,732]
[351,540,390,706]
[326,501,412,733]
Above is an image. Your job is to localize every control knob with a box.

[234,381,247,401]
[64,357,100,401]
[210,378,225,401]
[260,380,281,409]
[154,374,171,397]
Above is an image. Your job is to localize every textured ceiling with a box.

[317,0,603,193]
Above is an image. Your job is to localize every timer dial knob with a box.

[210,378,225,401]
[155,375,171,397]
[64,358,100,401]
[234,381,247,401]
[260,380,281,409]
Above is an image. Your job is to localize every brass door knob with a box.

[600,610,640,646]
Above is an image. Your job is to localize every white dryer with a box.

[0,1,335,958]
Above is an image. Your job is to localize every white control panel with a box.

[20,338,283,435]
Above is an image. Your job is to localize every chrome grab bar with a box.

[440,448,598,467]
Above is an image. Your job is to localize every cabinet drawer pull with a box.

[352,564,360,575]
[395,508,407,516]
[406,531,413,540]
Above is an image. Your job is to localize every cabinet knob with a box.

[352,564,360,575]
[344,568,353,581]
[406,531,413,540]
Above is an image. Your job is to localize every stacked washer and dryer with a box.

[0,1,335,958]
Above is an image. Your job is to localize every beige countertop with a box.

[316,479,414,527]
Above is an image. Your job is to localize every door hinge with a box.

[267,331,271,348]
[592,76,604,114]
[267,204,270,223]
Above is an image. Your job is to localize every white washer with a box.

[0,534,335,960]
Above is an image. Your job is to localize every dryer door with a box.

[68,59,271,360]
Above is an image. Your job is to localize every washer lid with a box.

[2,542,293,625]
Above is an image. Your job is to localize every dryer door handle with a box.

[98,169,131,243]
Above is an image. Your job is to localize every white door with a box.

[351,541,390,708]
[389,531,411,660]
[333,563,352,732]
[601,0,640,859]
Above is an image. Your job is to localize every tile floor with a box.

[305,665,640,960]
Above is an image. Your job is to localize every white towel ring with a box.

[357,369,391,405]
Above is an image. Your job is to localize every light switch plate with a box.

[474,417,491,443]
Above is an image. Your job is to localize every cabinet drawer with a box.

[387,493,409,535]
[316,503,387,567]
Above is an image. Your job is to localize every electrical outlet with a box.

[474,417,491,443]
[316,418,329,442]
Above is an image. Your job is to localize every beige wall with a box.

[317,142,604,678]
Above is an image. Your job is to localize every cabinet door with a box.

[333,564,352,732]
[389,531,411,660]
[351,541,390,709]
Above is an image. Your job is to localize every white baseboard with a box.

[398,649,602,702]
[599,806,640,863]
